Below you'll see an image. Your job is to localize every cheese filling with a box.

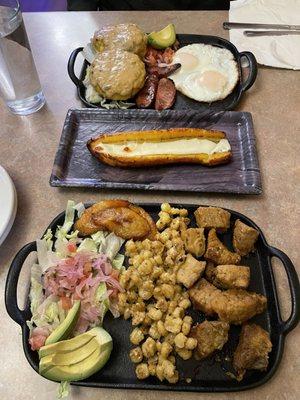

[95,138,231,157]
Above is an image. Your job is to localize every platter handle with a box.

[268,246,300,335]
[5,241,36,326]
[67,47,84,88]
[239,51,258,92]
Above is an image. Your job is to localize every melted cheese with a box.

[96,138,231,157]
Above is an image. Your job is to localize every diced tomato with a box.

[111,270,119,280]
[83,261,92,276]
[73,292,81,300]
[29,335,47,351]
[109,287,119,299]
[61,296,72,310]
[67,242,77,253]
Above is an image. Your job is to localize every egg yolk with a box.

[176,53,199,71]
[197,70,228,92]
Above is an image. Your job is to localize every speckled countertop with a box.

[0,11,299,400]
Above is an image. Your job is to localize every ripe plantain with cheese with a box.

[87,128,232,168]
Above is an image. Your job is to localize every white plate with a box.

[0,166,17,246]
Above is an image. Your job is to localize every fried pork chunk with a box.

[74,199,157,240]
[233,323,272,380]
[182,228,206,257]
[205,229,241,265]
[205,265,250,289]
[194,206,231,232]
[177,254,206,289]
[190,321,230,360]
[205,262,216,282]
[211,289,267,325]
[188,278,221,316]
[233,219,259,256]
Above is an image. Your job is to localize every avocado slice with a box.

[39,327,113,382]
[39,337,99,374]
[39,329,97,359]
[44,300,81,346]
[148,24,176,50]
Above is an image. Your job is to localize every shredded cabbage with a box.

[95,282,110,324]
[82,42,96,64]
[29,294,65,332]
[112,253,125,271]
[91,231,108,248]
[29,263,44,316]
[30,200,125,353]
[74,202,85,217]
[58,381,70,399]
[78,238,98,253]
[99,232,124,261]
[43,229,53,250]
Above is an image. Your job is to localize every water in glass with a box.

[0,2,45,115]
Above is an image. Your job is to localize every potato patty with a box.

[89,50,146,100]
[93,23,147,58]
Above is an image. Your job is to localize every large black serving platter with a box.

[5,203,300,392]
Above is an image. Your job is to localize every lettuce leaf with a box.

[99,233,124,261]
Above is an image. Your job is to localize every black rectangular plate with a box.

[17,204,290,392]
[50,109,262,194]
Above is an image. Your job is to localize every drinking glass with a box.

[0,0,45,115]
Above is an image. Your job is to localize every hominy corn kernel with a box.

[156,364,164,381]
[161,284,174,299]
[173,306,184,319]
[164,316,182,334]
[161,203,172,213]
[142,337,157,358]
[148,307,163,321]
[135,363,150,380]
[179,298,191,309]
[167,370,179,383]
[149,323,161,340]
[174,332,187,349]
[130,328,144,345]
[129,347,143,363]
[181,321,192,336]
[176,348,192,360]
[161,342,172,359]
[186,337,198,350]
[132,311,145,326]
[162,359,175,379]
[157,320,168,336]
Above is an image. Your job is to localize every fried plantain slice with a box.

[74,200,157,240]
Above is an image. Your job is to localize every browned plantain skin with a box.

[87,128,232,168]
[74,200,157,240]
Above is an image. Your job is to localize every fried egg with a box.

[170,44,239,102]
